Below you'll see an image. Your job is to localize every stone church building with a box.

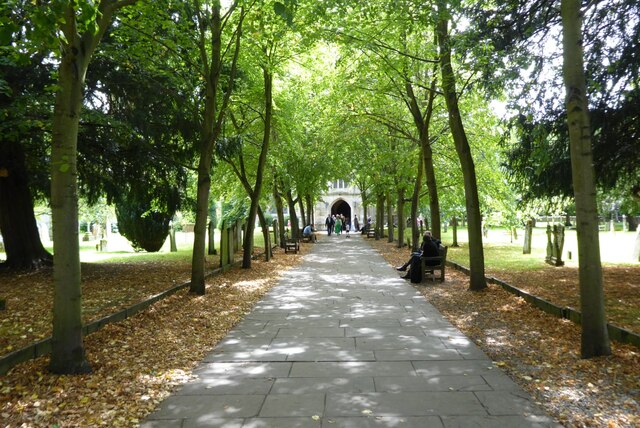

[313,179,365,231]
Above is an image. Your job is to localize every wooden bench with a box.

[301,234,317,243]
[421,246,448,282]
[366,229,377,238]
[284,239,300,254]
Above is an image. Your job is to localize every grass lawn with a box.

[440,225,639,269]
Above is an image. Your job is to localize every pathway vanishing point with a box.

[142,234,560,428]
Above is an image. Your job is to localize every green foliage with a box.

[115,191,178,252]
[469,0,640,211]
[220,195,249,228]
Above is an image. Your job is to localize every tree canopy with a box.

[1,0,636,368]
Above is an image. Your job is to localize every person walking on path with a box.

[325,215,333,236]
[334,216,342,235]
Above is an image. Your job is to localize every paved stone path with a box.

[142,234,560,427]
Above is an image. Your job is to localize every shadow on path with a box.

[143,235,561,428]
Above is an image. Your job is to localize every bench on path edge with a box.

[421,245,448,282]
[284,239,300,254]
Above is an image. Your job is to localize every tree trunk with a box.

[0,142,52,270]
[256,206,271,261]
[191,3,243,291]
[386,191,394,243]
[396,188,406,248]
[436,10,487,291]
[451,216,459,247]
[48,0,138,376]
[405,81,441,240]
[49,2,116,374]
[410,154,423,251]
[305,194,313,226]
[242,67,273,269]
[190,5,222,295]
[285,190,300,240]
[298,197,306,230]
[190,97,215,294]
[561,0,611,358]
[376,193,384,239]
[272,174,286,248]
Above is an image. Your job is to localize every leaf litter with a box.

[369,238,639,428]
[0,238,638,427]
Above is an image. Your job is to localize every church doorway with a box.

[331,200,351,226]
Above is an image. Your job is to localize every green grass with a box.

[438,226,638,270]
[0,228,270,265]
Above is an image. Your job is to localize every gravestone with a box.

[207,221,216,255]
[219,222,233,268]
[633,228,640,262]
[170,227,177,252]
[622,215,628,232]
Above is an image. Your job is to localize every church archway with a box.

[331,199,351,226]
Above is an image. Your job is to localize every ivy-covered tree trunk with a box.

[561,0,611,358]
[437,8,487,291]
[0,142,52,270]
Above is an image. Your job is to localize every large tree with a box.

[560,0,610,358]
[0,42,53,270]
[469,0,639,212]
[436,1,487,291]
[181,0,246,294]
[46,0,138,374]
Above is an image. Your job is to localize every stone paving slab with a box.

[324,391,488,416]
[271,377,376,394]
[142,235,560,428]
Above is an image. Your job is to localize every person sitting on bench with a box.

[303,224,317,242]
[396,231,440,279]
